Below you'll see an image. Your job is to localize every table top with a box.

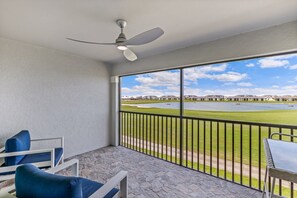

[265,139,297,173]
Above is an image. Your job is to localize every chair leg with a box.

[72,160,79,177]
[120,176,128,198]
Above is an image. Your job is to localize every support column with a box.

[110,76,119,146]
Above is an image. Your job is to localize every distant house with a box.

[184,95,198,100]
[160,95,179,100]
[123,94,297,102]
[196,96,205,101]
[291,96,297,101]
[142,95,158,100]
[274,95,297,102]
[135,96,144,100]
[204,95,225,101]
[227,95,264,101]
[262,95,275,101]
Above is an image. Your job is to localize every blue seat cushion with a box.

[15,164,119,198]
[5,130,31,166]
[19,147,63,166]
[16,164,83,198]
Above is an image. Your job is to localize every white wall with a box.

[0,38,110,158]
[112,20,297,76]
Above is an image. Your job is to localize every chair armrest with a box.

[270,132,297,140]
[47,159,79,176]
[31,137,64,148]
[90,171,128,198]
[0,148,56,174]
[0,148,54,158]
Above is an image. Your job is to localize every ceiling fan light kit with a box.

[117,45,128,51]
[67,19,164,62]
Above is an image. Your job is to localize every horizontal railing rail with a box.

[119,110,297,197]
[121,110,297,129]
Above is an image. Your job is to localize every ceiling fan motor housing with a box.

[116,33,126,44]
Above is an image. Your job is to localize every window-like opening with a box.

[119,52,297,196]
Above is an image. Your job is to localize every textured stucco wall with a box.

[0,38,110,158]
[112,20,297,76]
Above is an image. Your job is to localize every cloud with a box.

[272,85,279,88]
[135,71,180,87]
[184,64,228,81]
[258,54,297,68]
[289,64,297,70]
[259,58,289,68]
[246,63,255,67]
[122,63,250,97]
[195,63,228,73]
[295,76,297,81]
[210,72,247,82]
[184,64,247,82]
[237,82,253,87]
[122,70,181,97]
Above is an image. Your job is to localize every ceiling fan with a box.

[67,19,164,61]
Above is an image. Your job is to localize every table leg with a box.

[262,167,268,198]
[270,177,275,198]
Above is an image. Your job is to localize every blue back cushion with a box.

[16,164,83,198]
[5,130,31,166]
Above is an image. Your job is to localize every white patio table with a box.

[263,133,297,198]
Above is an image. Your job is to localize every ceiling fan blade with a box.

[125,27,164,45]
[67,38,116,45]
[123,48,137,61]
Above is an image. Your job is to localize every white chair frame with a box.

[0,159,128,198]
[0,137,64,182]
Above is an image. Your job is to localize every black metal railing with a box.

[119,111,297,197]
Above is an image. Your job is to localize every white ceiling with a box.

[1,0,297,64]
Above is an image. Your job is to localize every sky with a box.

[121,53,297,97]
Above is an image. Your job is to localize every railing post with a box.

[179,69,184,166]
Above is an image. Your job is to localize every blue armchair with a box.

[0,159,128,198]
[0,130,64,182]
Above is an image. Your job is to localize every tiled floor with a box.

[67,146,261,198]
